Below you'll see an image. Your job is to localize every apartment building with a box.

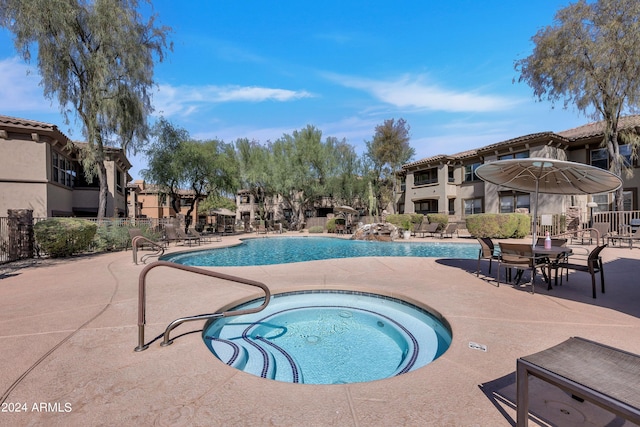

[399,116,640,220]
[0,115,131,218]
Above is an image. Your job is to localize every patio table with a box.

[532,245,572,289]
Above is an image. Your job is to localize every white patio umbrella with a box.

[333,205,358,214]
[474,158,622,244]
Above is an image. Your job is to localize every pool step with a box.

[206,337,302,383]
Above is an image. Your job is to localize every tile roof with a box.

[558,115,640,139]
[0,114,61,132]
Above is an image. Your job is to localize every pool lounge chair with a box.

[165,224,200,246]
[517,337,640,426]
[438,223,458,238]
[415,222,439,238]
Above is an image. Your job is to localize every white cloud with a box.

[324,72,520,113]
[153,83,314,118]
[0,57,57,113]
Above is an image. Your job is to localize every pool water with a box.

[162,236,479,266]
[203,291,452,384]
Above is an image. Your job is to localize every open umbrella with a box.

[474,158,622,244]
[333,205,358,214]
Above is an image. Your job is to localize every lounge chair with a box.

[517,337,640,426]
[476,237,500,277]
[610,218,640,249]
[165,224,200,246]
[561,244,607,298]
[189,228,221,243]
[438,223,458,238]
[415,222,439,238]
[497,243,546,293]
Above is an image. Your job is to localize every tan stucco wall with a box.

[0,182,48,217]
[0,138,47,181]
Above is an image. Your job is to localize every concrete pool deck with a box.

[1,234,639,426]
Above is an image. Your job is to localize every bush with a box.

[325,218,337,233]
[386,214,413,231]
[465,213,530,238]
[308,225,324,233]
[426,214,448,228]
[34,218,97,257]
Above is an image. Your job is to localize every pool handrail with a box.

[131,235,166,265]
[135,260,271,352]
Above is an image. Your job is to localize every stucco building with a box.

[0,115,131,218]
[398,116,640,222]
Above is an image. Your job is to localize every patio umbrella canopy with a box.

[333,205,358,214]
[474,158,622,243]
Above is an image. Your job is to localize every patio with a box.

[1,235,639,426]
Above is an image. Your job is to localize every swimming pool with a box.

[203,290,452,384]
[162,236,479,266]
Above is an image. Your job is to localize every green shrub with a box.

[465,213,530,238]
[386,214,413,230]
[426,214,448,228]
[325,218,337,233]
[34,218,97,257]
[308,225,324,233]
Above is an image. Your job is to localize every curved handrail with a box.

[135,261,271,352]
[131,235,166,265]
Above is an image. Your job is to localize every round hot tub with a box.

[203,290,451,384]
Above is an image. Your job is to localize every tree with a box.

[365,118,415,215]
[0,0,171,218]
[143,119,238,232]
[235,138,272,221]
[515,0,640,211]
[269,125,335,229]
[325,137,368,210]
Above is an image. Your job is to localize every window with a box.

[52,151,76,188]
[590,148,608,170]
[498,151,529,160]
[464,198,482,215]
[499,193,530,213]
[620,144,634,167]
[464,162,481,182]
[592,194,609,212]
[448,198,455,215]
[414,199,438,214]
[116,170,123,193]
[414,168,438,186]
[623,190,634,211]
[448,166,455,183]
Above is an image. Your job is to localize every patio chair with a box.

[189,228,221,243]
[165,224,200,246]
[561,244,607,298]
[497,243,546,293]
[256,222,267,234]
[438,223,458,238]
[535,237,568,287]
[476,237,500,277]
[415,222,439,238]
[611,219,640,249]
[517,337,640,426]
[592,222,611,246]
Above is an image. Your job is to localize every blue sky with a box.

[0,1,591,180]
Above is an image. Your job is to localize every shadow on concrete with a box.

[437,257,640,319]
[479,371,631,427]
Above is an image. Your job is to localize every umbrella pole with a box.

[532,180,539,246]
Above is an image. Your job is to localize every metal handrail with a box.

[131,235,166,264]
[135,261,271,352]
